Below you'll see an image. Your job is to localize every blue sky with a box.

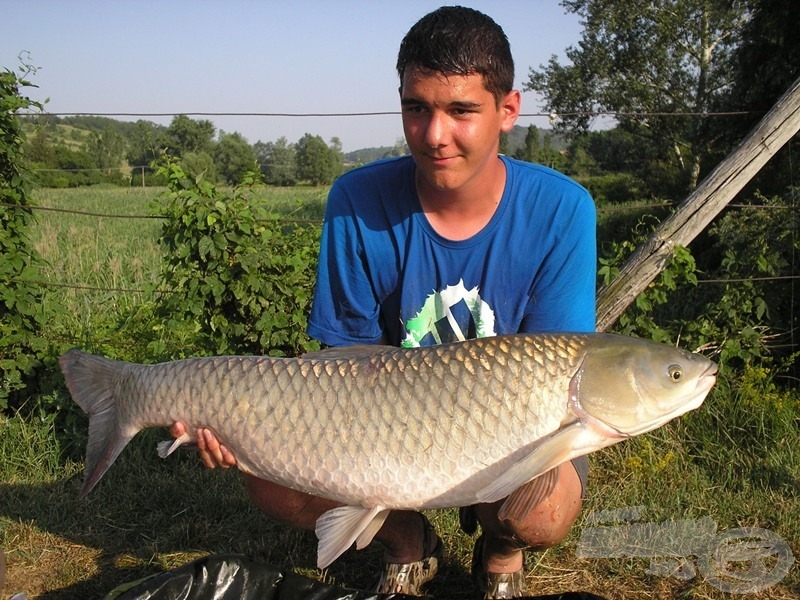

[3,1,582,152]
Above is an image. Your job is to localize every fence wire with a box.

[4,193,797,295]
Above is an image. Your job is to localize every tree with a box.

[180,151,217,182]
[214,131,257,185]
[26,127,56,167]
[499,132,509,156]
[513,125,540,163]
[295,133,339,185]
[88,125,125,171]
[526,0,751,192]
[726,0,800,119]
[538,132,562,170]
[563,141,599,178]
[166,115,215,157]
[126,120,166,170]
[327,136,344,180]
[382,137,408,159]
[719,0,800,196]
[255,137,297,186]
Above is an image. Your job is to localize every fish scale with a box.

[59,332,717,568]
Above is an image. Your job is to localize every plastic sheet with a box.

[105,553,608,600]
[105,554,424,600]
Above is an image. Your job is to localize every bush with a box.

[578,172,646,204]
[153,157,321,357]
[0,65,63,410]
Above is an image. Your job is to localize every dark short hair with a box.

[397,5,515,104]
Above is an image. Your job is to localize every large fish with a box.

[59,333,716,568]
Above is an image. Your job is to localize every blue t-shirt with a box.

[307,155,596,348]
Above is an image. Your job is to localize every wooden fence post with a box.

[596,74,800,332]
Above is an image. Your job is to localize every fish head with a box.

[572,335,718,437]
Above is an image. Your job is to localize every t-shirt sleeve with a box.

[519,188,596,334]
[306,182,385,346]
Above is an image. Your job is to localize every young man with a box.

[173,6,595,598]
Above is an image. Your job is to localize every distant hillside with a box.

[504,124,566,155]
[345,146,397,165]
[343,125,564,164]
[22,114,165,140]
[21,114,563,162]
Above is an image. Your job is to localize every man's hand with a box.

[170,422,237,469]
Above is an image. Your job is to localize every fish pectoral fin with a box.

[156,432,193,458]
[476,422,599,504]
[497,466,560,523]
[315,505,389,569]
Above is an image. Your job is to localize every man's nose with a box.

[424,111,448,147]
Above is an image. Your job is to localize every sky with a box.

[2,1,583,153]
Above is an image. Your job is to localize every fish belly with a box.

[121,337,582,508]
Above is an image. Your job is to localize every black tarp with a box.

[104,554,423,600]
[104,554,606,600]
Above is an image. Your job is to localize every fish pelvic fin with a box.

[314,505,389,569]
[476,422,600,504]
[59,349,137,498]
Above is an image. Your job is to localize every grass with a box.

[2,403,797,599]
[28,184,326,351]
[1,185,797,598]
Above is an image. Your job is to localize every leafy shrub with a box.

[599,233,699,346]
[598,203,797,372]
[578,172,647,204]
[154,157,320,357]
[0,64,62,410]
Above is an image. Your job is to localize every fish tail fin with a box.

[59,349,137,498]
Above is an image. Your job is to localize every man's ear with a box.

[500,90,521,132]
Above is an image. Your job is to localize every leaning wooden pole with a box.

[596,74,800,332]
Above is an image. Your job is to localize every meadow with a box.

[0,185,797,599]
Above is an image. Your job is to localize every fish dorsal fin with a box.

[476,422,600,504]
[302,345,397,360]
[315,505,389,569]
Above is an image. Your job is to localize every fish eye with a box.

[668,364,684,382]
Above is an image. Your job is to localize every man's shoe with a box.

[471,534,526,599]
[374,514,442,596]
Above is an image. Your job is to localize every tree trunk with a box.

[596,73,800,332]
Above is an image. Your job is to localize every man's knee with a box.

[498,462,584,549]
[243,474,338,531]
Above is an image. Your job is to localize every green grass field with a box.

[0,185,797,599]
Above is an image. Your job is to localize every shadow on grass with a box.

[0,434,319,599]
[0,441,606,599]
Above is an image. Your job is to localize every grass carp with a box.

[59,332,717,568]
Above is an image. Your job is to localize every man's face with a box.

[400,69,519,194]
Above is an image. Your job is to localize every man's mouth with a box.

[426,155,458,164]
